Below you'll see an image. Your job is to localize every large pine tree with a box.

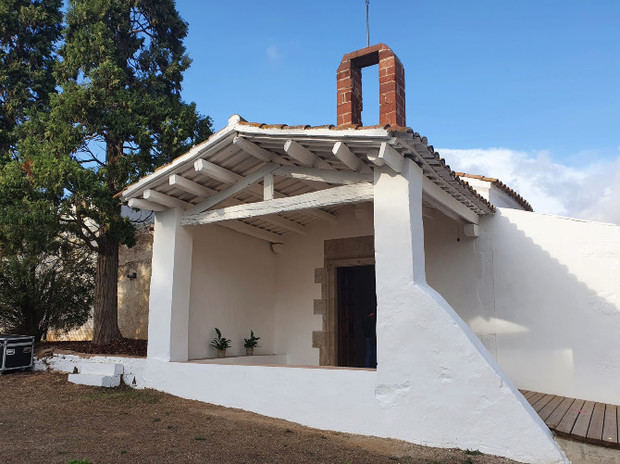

[0,0,93,340]
[45,0,212,344]
[0,0,61,161]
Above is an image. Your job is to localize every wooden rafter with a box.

[143,189,190,209]
[128,198,166,211]
[193,155,337,224]
[189,163,279,214]
[219,221,283,243]
[273,166,372,185]
[331,142,370,173]
[368,142,404,173]
[169,174,212,197]
[182,183,373,226]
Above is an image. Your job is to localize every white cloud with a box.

[439,147,620,225]
[265,44,281,62]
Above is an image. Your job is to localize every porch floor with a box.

[522,390,619,449]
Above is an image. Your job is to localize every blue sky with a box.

[173,1,620,222]
[176,1,619,162]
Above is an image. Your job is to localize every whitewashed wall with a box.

[488,209,620,403]
[425,208,620,404]
[186,198,620,404]
[272,203,374,365]
[464,177,525,210]
[187,203,374,364]
[187,225,277,359]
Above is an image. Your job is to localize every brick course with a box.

[336,43,405,126]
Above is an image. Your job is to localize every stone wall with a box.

[47,226,153,341]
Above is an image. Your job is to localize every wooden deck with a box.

[522,390,620,448]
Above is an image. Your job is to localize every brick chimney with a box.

[336,43,405,127]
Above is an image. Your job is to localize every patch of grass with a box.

[120,450,127,455]
[462,459,474,464]
[80,386,161,404]
[66,460,91,464]
[153,417,161,422]
[465,449,483,455]
[194,435,206,441]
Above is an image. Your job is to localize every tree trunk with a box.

[92,231,122,344]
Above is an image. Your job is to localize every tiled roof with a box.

[237,120,414,136]
[455,172,533,212]
[120,115,496,220]
[237,119,495,214]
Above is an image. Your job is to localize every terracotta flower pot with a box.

[245,347,254,356]
[216,349,226,358]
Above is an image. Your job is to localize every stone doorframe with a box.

[313,235,375,366]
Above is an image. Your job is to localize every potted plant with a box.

[210,328,231,358]
[243,330,260,356]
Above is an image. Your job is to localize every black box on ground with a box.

[0,334,35,373]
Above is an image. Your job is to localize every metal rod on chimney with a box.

[366,0,370,47]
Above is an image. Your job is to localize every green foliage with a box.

[34,0,212,342]
[0,152,93,341]
[0,0,62,162]
[210,327,231,351]
[243,329,261,348]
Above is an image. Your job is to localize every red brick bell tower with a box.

[336,43,406,127]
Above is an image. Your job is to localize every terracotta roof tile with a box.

[455,172,533,212]
[121,116,495,217]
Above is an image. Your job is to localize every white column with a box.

[373,161,426,384]
[372,160,567,463]
[147,208,193,362]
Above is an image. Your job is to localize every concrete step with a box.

[78,362,124,377]
[68,373,121,388]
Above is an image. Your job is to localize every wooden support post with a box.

[263,173,274,200]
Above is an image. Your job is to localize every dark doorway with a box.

[337,265,377,368]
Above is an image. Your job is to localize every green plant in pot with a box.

[210,328,231,358]
[243,330,260,356]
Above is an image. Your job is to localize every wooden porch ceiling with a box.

[121,116,495,243]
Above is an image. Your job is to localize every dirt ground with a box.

[0,371,522,464]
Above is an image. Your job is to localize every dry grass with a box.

[0,371,522,464]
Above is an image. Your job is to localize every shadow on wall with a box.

[428,208,620,404]
[488,210,620,404]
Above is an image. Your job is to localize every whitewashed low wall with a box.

[144,359,565,464]
[189,354,287,365]
[37,352,565,463]
[35,354,147,388]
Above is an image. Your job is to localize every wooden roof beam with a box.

[143,189,190,209]
[219,221,284,243]
[182,183,373,226]
[169,174,214,197]
[194,156,338,224]
[422,177,479,225]
[127,198,166,212]
[331,142,371,173]
[284,139,318,167]
[273,166,372,185]
[367,142,404,173]
[189,163,279,214]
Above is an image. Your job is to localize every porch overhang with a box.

[120,114,494,242]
